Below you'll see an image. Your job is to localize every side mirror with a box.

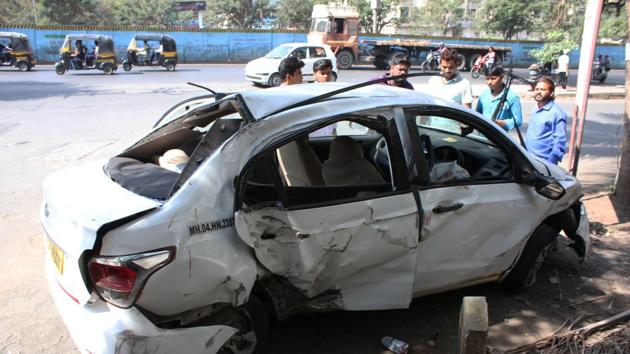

[524,173,565,200]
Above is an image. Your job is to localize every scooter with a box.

[471,56,488,79]
[592,60,610,83]
[420,50,439,71]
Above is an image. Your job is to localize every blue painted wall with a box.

[1,26,624,68]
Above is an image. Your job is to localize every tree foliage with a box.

[599,5,627,41]
[1,0,37,24]
[479,0,546,39]
[206,0,273,29]
[39,0,100,25]
[350,0,404,34]
[276,0,313,30]
[103,0,179,26]
[529,31,578,64]
[411,0,464,36]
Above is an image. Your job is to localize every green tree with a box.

[529,30,578,64]
[479,0,546,39]
[351,0,405,34]
[103,0,179,26]
[276,0,314,30]
[599,5,627,41]
[206,0,273,29]
[39,0,100,25]
[1,0,37,24]
[410,0,464,36]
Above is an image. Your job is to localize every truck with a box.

[307,3,511,70]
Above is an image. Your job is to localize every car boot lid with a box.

[42,161,161,304]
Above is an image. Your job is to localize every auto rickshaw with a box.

[0,32,36,71]
[122,34,177,71]
[54,34,118,75]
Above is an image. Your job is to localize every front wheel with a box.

[268,73,281,87]
[471,67,481,79]
[598,75,607,83]
[54,62,65,75]
[17,61,29,72]
[500,223,557,293]
[123,62,132,71]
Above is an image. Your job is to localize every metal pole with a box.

[568,0,603,176]
[32,0,38,26]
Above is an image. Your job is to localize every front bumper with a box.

[44,259,238,354]
[245,72,270,84]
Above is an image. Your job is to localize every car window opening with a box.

[239,118,398,210]
[407,109,513,186]
[105,99,244,200]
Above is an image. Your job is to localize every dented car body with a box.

[42,82,589,353]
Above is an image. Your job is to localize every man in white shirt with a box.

[427,48,473,109]
[557,49,570,89]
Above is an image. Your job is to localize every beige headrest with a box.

[158,149,189,170]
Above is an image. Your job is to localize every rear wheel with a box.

[336,50,354,70]
[500,223,557,293]
[102,64,114,75]
[54,62,65,75]
[165,62,176,71]
[123,62,132,71]
[456,53,466,70]
[268,73,282,87]
[219,296,269,354]
[17,61,29,72]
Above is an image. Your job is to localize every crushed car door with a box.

[234,118,419,310]
[405,107,541,295]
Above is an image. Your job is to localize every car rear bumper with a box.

[44,259,238,354]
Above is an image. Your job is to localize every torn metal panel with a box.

[235,193,419,310]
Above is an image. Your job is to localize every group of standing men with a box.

[380,48,567,165]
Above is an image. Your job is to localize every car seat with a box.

[322,136,385,185]
[276,137,325,186]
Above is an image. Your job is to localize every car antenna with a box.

[261,71,441,119]
[491,61,528,149]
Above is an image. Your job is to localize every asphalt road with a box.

[0,64,625,353]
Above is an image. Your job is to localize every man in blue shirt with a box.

[475,66,522,131]
[524,77,567,164]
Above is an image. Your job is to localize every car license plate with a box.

[48,239,65,275]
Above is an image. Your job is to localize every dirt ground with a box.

[257,194,630,354]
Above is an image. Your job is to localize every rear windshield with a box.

[106,98,245,200]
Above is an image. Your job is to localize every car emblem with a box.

[44,203,49,217]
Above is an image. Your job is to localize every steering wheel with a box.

[433,145,464,166]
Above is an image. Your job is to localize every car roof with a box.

[65,34,112,40]
[238,82,456,120]
[0,32,28,39]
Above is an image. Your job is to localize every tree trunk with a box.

[612,0,630,219]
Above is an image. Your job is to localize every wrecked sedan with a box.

[42,82,589,353]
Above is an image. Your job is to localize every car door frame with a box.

[233,111,422,310]
[402,105,545,295]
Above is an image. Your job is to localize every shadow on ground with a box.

[1,81,94,101]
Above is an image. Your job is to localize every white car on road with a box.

[245,43,338,86]
[42,80,589,354]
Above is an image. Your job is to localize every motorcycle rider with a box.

[482,46,496,71]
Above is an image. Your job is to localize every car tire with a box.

[123,62,132,71]
[17,61,29,72]
[54,62,65,75]
[219,295,269,354]
[456,53,466,70]
[500,223,557,294]
[268,73,281,87]
[336,50,354,70]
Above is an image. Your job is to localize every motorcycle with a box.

[592,60,610,83]
[471,56,488,79]
[420,50,439,71]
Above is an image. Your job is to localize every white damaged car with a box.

[42,81,590,353]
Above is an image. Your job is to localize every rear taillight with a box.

[88,249,173,308]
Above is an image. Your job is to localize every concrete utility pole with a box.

[613,0,630,217]
[371,0,380,33]
[567,0,604,175]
